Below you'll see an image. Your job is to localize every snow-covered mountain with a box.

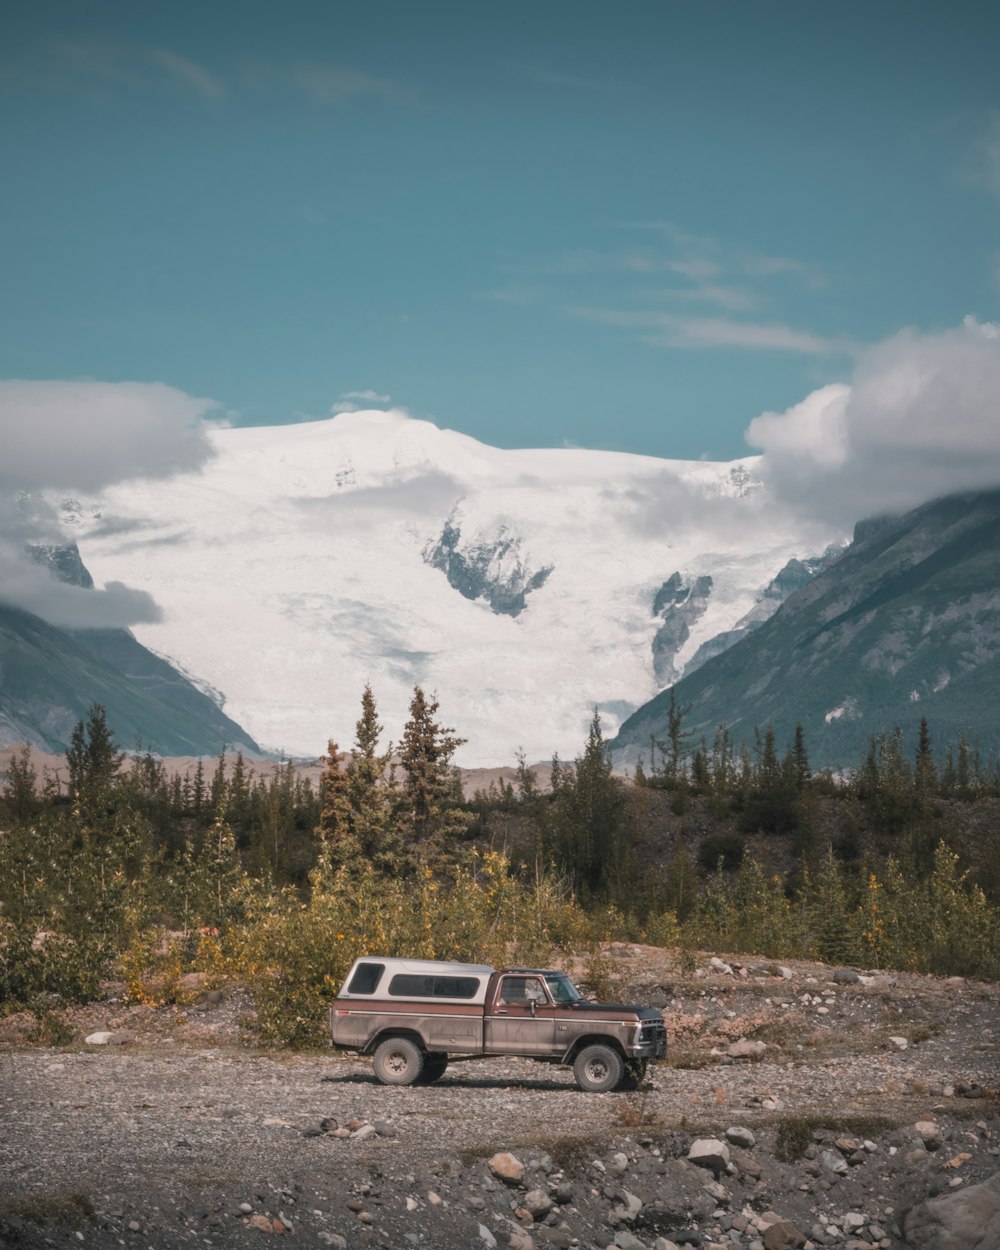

[62,410,843,765]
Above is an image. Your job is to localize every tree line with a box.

[1,689,998,1041]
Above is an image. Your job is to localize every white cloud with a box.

[571,306,845,354]
[247,61,398,105]
[4,38,226,99]
[747,318,1000,523]
[0,380,218,493]
[0,537,162,627]
[0,380,218,628]
[331,389,392,414]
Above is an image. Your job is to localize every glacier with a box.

[62,409,844,766]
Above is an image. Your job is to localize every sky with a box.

[2,0,999,464]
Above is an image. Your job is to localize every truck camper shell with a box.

[338,957,496,1005]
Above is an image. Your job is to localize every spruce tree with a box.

[398,686,470,866]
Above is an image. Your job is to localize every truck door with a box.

[485,975,559,1056]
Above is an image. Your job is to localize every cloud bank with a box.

[0,379,217,627]
[0,379,218,493]
[747,318,1000,524]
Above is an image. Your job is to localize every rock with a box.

[726,1126,756,1148]
[889,1036,909,1050]
[373,1118,396,1137]
[614,1232,646,1250]
[613,1191,643,1222]
[238,1203,253,1215]
[318,1236,347,1249]
[508,1226,535,1250]
[832,968,860,984]
[652,1241,681,1250]
[916,1120,944,1150]
[479,1224,498,1248]
[688,1139,731,1176]
[248,1214,273,1232]
[841,1213,866,1232]
[84,1031,114,1045]
[107,1030,137,1045]
[523,1188,554,1218]
[819,1150,848,1175]
[710,957,734,975]
[352,1124,377,1141]
[903,1171,1000,1249]
[728,1039,767,1060]
[489,1152,525,1184]
[762,1221,806,1250]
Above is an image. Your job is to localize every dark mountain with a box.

[611,489,1000,772]
[1,544,260,756]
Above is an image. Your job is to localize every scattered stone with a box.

[238,1203,253,1215]
[352,1123,377,1140]
[728,1038,767,1060]
[903,1171,1000,1249]
[889,1036,909,1051]
[688,1139,731,1176]
[489,1152,525,1184]
[614,1231,646,1250]
[479,1224,498,1248]
[726,1126,756,1149]
[524,1188,554,1218]
[916,1120,944,1150]
[819,1150,848,1175]
[761,1220,806,1250]
[832,969,860,984]
[84,1031,114,1045]
[248,1214,273,1232]
[710,957,734,976]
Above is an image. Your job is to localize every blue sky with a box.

[2,0,999,460]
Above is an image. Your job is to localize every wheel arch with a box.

[561,1034,629,1066]
[362,1027,428,1057]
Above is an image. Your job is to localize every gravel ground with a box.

[1,951,998,1250]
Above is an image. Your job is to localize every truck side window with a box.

[500,976,546,1005]
[387,974,481,999]
[347,962,385,995]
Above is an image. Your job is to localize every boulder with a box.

[903,1172,1000,1248]
[762,1221,807,1250]
[489,1152,525,1184]
[687,1138,731,1175]
[725,1125,756,1149]
[728,1038,766,1059]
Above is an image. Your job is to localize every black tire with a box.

[417,1054,449,1084]
[617,1059,648,1091]
[573,1044,625,1093]
[372,1037,425,1086]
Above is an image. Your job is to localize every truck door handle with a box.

[495,1009,508,1015]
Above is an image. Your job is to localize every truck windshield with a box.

[544,973,584,1004]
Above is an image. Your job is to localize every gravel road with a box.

[1,952,998,1250]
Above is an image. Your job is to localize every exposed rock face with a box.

[424,519,552,617]
[614,489,1000,771]
[903,1171,1000,1248]
[26,540,94,588]
[651,572,714,684]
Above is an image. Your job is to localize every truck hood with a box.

[570,1003,663,1020]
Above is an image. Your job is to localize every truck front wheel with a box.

[372,1037,425,1086]
[573,1044,624,1093]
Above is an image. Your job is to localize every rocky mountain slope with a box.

[0,542,259,755]
[612,489,1000,772]
[1,946,997,1249]
[61,409,842,765]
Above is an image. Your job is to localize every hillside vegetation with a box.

[1,690,999,1049]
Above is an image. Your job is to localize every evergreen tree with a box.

[397,686,470,866]
[551,710,635,900]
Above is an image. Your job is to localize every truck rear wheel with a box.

[418,1054,449,1084]
[372,1037,424,1086]
[573,1044,624,1093]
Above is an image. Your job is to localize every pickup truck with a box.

[329,956,667,1092]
